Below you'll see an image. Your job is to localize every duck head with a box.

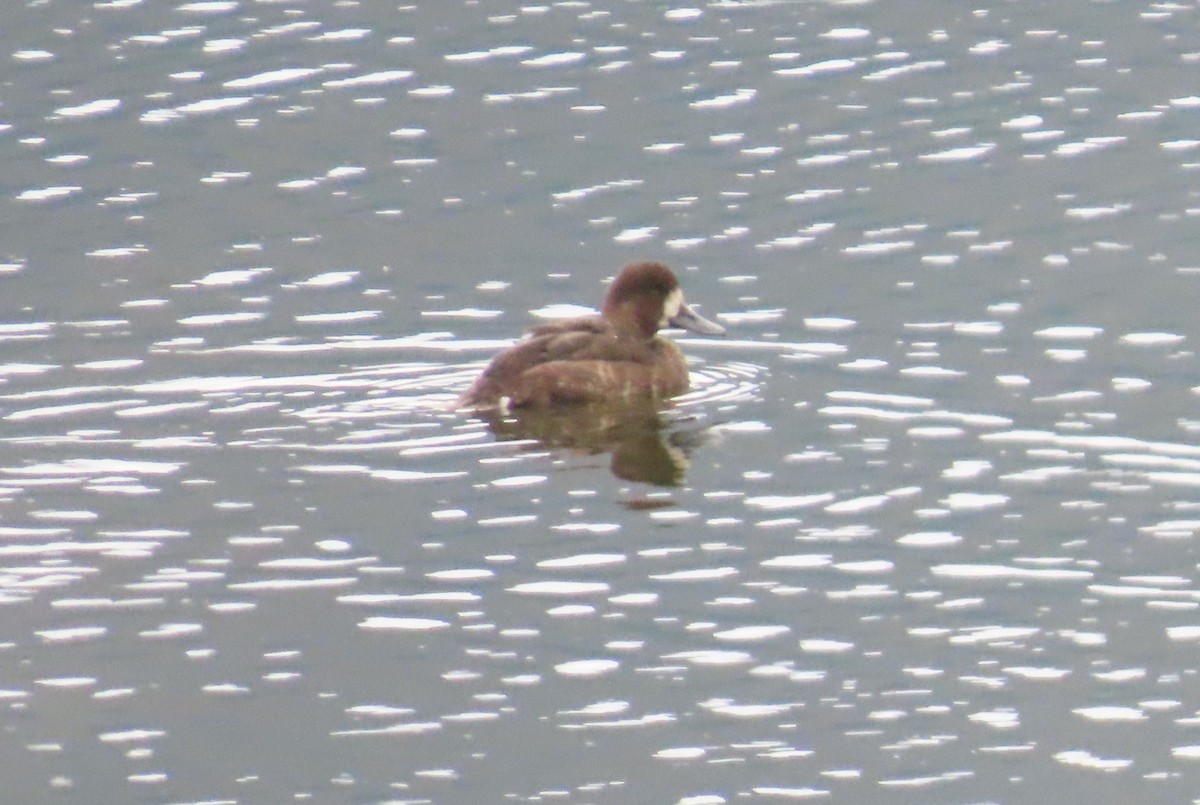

[602,261,725,339]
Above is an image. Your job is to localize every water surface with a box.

[4,1,1200,802]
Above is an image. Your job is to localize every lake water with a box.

[4,1,1200,802]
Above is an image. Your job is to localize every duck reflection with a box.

[476,399,701,486]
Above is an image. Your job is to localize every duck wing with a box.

[528,317,660,361]
[459,317,656,408]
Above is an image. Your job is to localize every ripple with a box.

[54,99,120,119]
[223,66,323,89]
[555,659,619,677]
[508,581,610,596]
[359,617,450,632]
[677,359,767,406]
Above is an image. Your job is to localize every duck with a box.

[457,261,725,409]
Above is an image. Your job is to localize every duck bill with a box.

[669,302,725,335]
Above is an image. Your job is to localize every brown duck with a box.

[458,261,724,409]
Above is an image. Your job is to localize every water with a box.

[3,1,1200,802]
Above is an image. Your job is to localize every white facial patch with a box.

[659,287,683,327]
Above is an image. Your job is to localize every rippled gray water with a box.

[4,1,1200,802]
